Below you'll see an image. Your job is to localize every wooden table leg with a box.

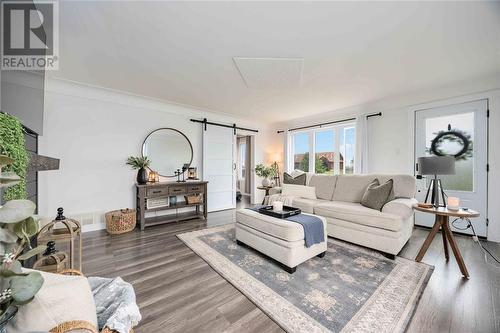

[442,218,469,278]
[415,216,442,262]
[441,216,450,261]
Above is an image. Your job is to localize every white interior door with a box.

[203,126,236,212]
[414,100,488,236]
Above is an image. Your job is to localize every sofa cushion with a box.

[236,209,305,242]
[314,201,403,232]
[332,174,416,202]
[292,197,328,214]
[361,178,394,211]
[308,174,337,200]
[284,172,306,185]
[8,270,98,333]
[377,174,415,199]
[282,184,317,200]
[332,175,377,202]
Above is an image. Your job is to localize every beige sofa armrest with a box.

[382,198,418,219]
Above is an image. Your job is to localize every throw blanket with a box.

[88,277,142,333]
[247,206,324,248]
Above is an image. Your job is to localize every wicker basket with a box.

[105,209,136,235]
[185,194,202,204]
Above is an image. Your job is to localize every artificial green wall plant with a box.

[0,113,29,201]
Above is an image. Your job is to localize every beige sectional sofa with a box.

[268,174,417,256]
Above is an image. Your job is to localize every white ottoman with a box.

[235,209,327,273]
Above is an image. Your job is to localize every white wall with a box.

[275,74,500,242]
[38,79,280,230]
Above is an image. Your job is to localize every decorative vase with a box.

[0,306,18,333]
[137,167,148,184]
[262,178,271,187]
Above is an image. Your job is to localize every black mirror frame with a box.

[141,128,194,178]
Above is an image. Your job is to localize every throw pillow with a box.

[8,269,98,333]
[282,184,317,200]
[284,172,307,185]
[289,169,305,178]
[360,178,394,211]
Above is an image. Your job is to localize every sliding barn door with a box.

[203,126,236,212]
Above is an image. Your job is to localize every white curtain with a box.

[355,115,369,174]
[284,130,290,172]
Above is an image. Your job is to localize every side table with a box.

[413,205,479,278]
[257,186,273,205]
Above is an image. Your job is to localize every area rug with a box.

[178,224,433,333]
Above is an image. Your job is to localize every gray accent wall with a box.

[1,70,45,135]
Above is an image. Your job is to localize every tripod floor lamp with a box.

[417,156,456,208]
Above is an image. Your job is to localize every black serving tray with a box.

[258,205,301,219]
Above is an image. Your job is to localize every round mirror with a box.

[142,128,193,177]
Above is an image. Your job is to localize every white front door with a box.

[414,99,488,236]
[203,126,236,212]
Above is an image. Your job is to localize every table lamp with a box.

[417,156,455,208]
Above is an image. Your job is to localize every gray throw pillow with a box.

[283,172,306,185]
[361,178,394,211]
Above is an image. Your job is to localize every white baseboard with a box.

[82,222,106,233]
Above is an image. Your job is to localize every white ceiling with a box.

[51,1,500,122]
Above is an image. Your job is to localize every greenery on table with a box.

[0,155,44,319]
[255,163,278,179]
[126,156,151,169]
[0,113,29,201]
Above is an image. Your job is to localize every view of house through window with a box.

[291,123,356,174]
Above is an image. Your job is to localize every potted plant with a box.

[255,164,277,187]
[126,156,151,184]
[0,155,45,331]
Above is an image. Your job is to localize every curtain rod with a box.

[190,118,259,134]
[276,112,382,133]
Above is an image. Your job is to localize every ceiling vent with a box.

[233,57,304,89]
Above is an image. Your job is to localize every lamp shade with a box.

[417,156,455,175]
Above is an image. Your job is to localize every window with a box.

[289,123,356,174]
[293,132,310,172]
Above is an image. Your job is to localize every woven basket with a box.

[105,209,136,235]
[185,194,202,204]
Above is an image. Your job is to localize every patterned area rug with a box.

[178,224,433,333]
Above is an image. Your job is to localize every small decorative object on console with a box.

[417,202,434,208]
[258,205,301,219]
[126,156,151,185]
[105,208,137,235]
[188,167,198,179]
[148,170,158,183]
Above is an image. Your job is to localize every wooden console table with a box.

[414,205,479,278]
[136,181,208,230]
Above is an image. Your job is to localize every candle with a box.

[447,197,460,210]
[273,201,284,212]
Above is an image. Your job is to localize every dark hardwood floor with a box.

[82,210,500,333]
